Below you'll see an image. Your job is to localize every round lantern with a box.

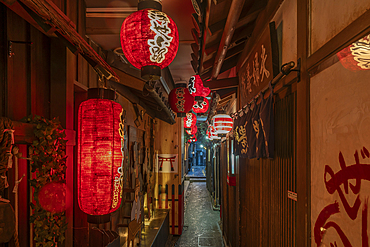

[186,125,197,135]
[188,75,211,100]
[208,125,220,140]
[38,182,68,213]
[78,88,124,223]
[120,4,179,80]
[184,112,197,129]
[212,113,233,137]
[192,97,209,113]
[169,82,195,117]
[337,34,370,70]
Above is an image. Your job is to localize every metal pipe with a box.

[211,0,246,80]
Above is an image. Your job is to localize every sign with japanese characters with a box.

[238,24,277,107]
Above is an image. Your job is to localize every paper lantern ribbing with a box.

[184,112,197,129]
[120,8,179,80]
[78,89,124,223]
[188,75,211,99]
[169,83,194,117]
[337,34,370,71]
[208,125,220,140]
[192,97,209,113]
[212,114,233,137]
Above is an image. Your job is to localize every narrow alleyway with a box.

[168,181,224,247]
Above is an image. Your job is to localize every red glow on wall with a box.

[120,8,179,70]
[169,85,194,117]
[184,113,197,128]
[78,99,124,216]
[337,34,370,71]
[192,97,209,113]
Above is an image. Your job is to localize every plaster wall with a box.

[272,0,297,64]
[311,0,370,54]
[310,58,370,246]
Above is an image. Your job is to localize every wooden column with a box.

[296,0,310,246]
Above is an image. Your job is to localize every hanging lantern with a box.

[169,82,194,117]
[208,125,220,140]
[188,134,197,143]
[188,75,211,100]
[337,34,370,71]
[186,125,197,135]
[78,88,124,223]
[184,112,197,129]
[212,113,233,137]
[192,97,209,113]
[120,2,179,80]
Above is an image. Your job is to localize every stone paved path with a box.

[173,182,224,247]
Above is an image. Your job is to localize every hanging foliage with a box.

[24,115,68,247]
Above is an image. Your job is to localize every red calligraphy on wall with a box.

[314,147,370,247]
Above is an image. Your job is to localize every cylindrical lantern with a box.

[188,75,211,100]
[169,82,194,117]
[212,113,233,137]
[186,125,197,135]
[120,5,179,80]
[184,112,197,129]
[78,88,124,223]
[337,34,370,70]
[192,97,209,113]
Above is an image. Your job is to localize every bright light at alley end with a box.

[169,82,194,117]
[120,2,179,80]
[78,88,124,224]
[212,113,233,137]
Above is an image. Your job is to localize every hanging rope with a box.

[0,117,14,192]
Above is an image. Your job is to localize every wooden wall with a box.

[154,118,184,235]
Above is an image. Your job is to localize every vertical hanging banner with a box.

[156,154,178,173]
[238,22,279,107]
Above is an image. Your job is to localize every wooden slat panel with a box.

[236,90,296,246]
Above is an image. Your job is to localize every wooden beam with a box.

[199,0,211,74]
[12,0,119,82]
[191,28,200,45]
[191,13,201,33]
[203,77,238,90]
[211,0,247,80]
[237,0,284,70]
[191,43,199,58]
[111,67,145,91]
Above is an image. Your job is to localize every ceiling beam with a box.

[203,77,238,90]
[199,0,211,74]
[210,0,247,80]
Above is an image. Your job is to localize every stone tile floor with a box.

[165,181,224,247]
[186,165,206,178]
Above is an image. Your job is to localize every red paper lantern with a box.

[192,97,209,113]
[337,34,370,70]
[38,182,68,213]
[186,125,197,135]
[188,134,197,143]
[78,89,124,223]
[212,114,233,137]
[188,75,211,100]
[184,113,197,129]
[120,7,179,80]
[169,83,194,117]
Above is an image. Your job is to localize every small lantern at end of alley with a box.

[212,113,233,137]
[169,81,194,117]
[78,88,124,224]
